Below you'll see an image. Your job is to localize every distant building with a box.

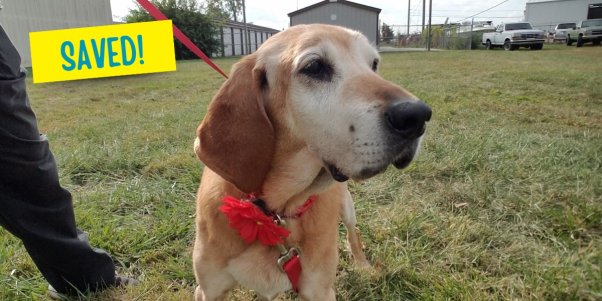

[0,0,113,67]
[457,20,496,33]
[214,21,279,57]
[288,0,381,46]
[525,0,602,32]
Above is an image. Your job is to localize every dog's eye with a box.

[372,59,379,72]
[301,59,332,81]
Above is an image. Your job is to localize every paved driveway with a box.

[379,46,443,52]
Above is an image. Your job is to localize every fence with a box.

[383,22,495,50]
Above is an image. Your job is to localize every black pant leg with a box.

[0,25,116,294]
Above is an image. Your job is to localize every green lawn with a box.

[1,44,601,300]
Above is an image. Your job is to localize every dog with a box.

[192,24,431,301]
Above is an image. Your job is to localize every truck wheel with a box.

[593,40,601,46]
[566,35,573,46]
[486,40,493,50]
[577,36,584,47]
[530,43,543,50]
[503,40,513,51]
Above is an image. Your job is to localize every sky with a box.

[110,0,528,33]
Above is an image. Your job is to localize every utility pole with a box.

[242,0,249,55]
[422,0,425,31]
[469,18,474,50]
[407,0,411,35]
[426,0,433,51]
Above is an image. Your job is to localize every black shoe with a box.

[48,276,139,300]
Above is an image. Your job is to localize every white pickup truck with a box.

[566,19,602,47]
[482,22,545,51]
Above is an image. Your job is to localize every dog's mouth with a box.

[325,150,416,182]
[392,153,414,169]
[326,163,349,182]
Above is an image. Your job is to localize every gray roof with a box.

[288,0,381,17]
[222,20,280,33]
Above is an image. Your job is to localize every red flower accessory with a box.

[220,196,290,246]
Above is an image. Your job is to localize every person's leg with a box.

[0,25,116,294]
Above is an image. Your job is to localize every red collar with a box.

[252,195,318,219]
[219,195,317,245]
[219,194,317,293]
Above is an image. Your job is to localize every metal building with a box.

[525,0,602,32]
[0,0,112,67]
[288,0,381,46]
[214,21,279,57]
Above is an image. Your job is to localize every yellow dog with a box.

[193,24,431,301]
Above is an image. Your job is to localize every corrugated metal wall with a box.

[525,0,600,32]
[290,2,379,45]
[215,24,278,57]
[0,0,112,67]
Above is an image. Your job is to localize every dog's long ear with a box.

[196,55,275,194]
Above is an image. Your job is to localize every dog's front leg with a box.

[297,268,336,301]
[194,285,227,301]
[341,189,371,269]
[299,284,336,301]
[193,237,237,301]
[293,236,338,301]
[193,263,236,301]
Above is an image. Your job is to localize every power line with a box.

[412,0,422,12]
[455,0,511,23]
[410,0,422,31]
[410,14,522,18]
[411,9,522,12]
[422,9,523,12]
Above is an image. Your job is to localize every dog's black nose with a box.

[384,101,432,139]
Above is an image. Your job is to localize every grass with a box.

[1,44,601,300]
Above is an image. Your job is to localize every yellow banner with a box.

[30,21,176,83]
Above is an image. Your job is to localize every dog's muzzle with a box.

[325,100,432,183]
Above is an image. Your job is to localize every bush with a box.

[125,0,221,59]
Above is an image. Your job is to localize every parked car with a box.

[566,19,602,47]
[482,22,545,51]
[552,22,577,42]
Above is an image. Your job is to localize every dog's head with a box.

[196,24,431,193]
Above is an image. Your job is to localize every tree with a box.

[125,0,221,59]
[205,0,243,22]
[381,23,394,43]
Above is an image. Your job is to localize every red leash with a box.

[135,0,229,79]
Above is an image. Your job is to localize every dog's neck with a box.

[259,147,335,215]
